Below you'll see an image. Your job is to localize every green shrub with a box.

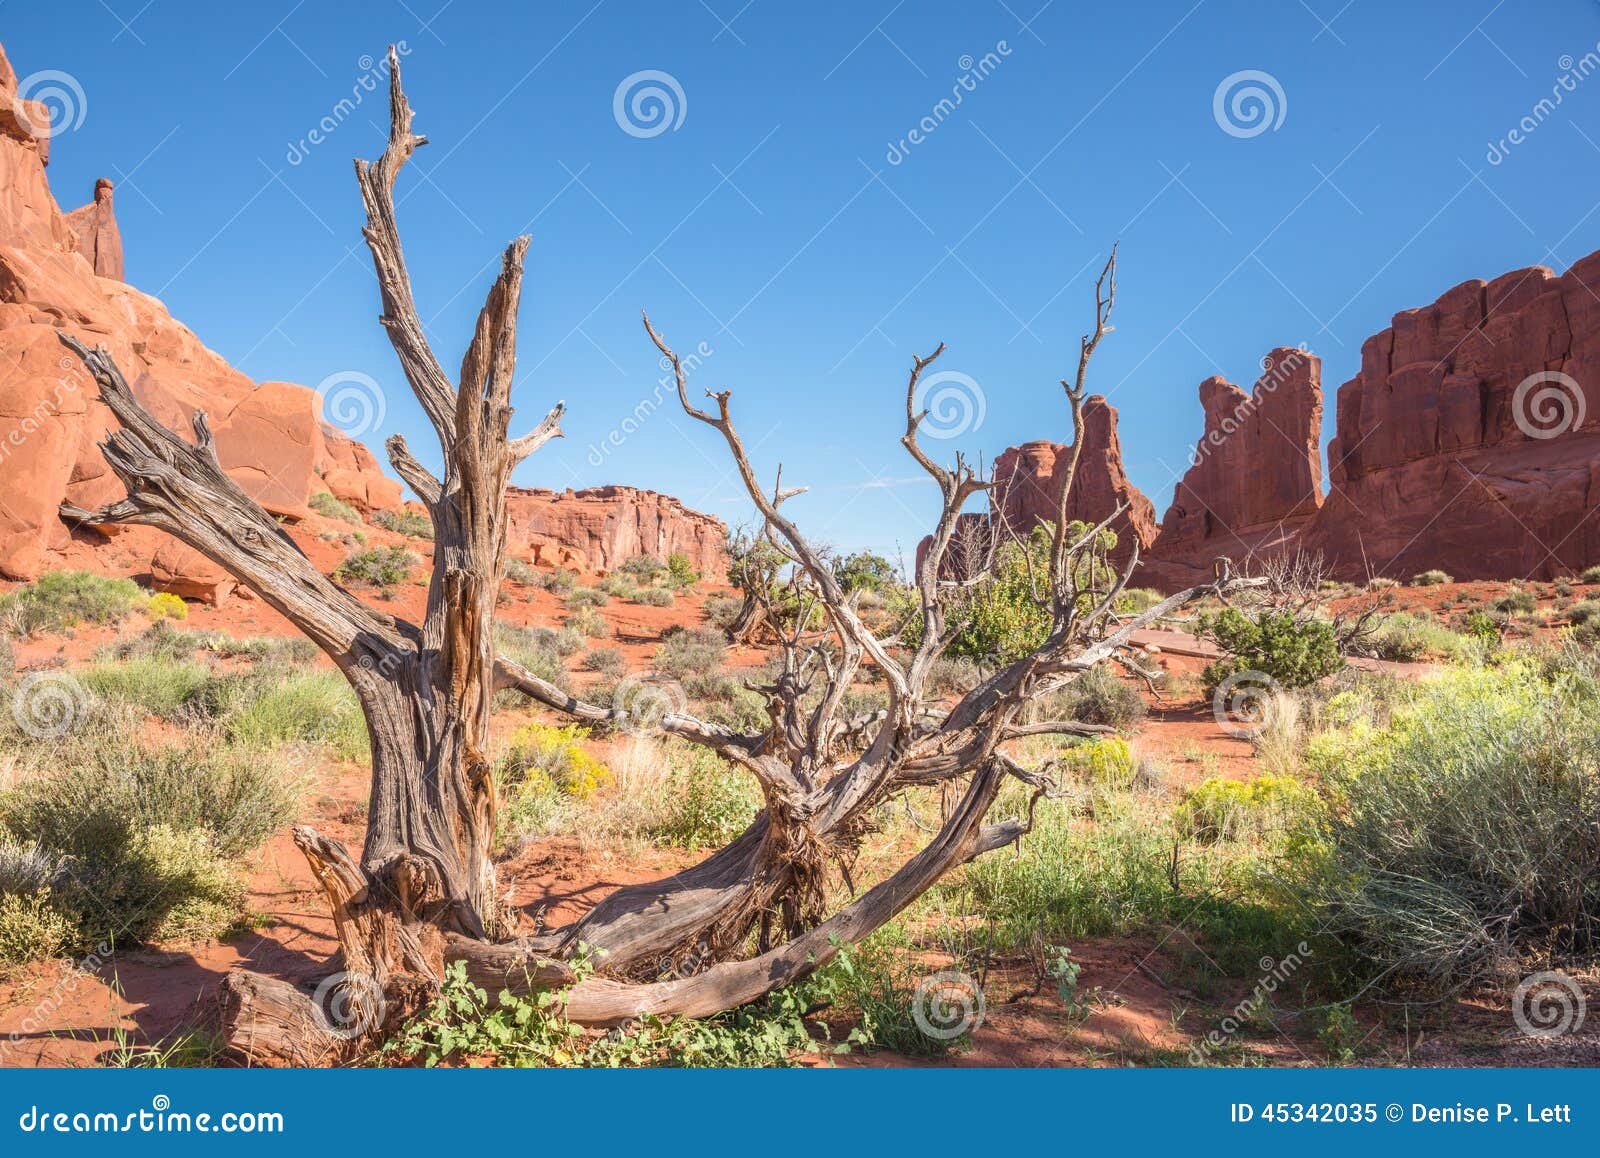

[503,557,537,585]
[1362,612,1478,663]
[538,567,578,594]
[497,724,611,845]
[145,592,189,621]
[1199,608,1342,695]
[1410,570,1452,586]
[926,655,981,696]
[1565,599,1600,627]
[1292,663,1600,993]
[666,552,700,588]
[80,656,212,719]
[1493,587,1537,614]
[1046,665,1145,729]
[309,491,362,523]
[0,571,146,635]
[216,667,367,759]
[597,574,639,600]
[1581,565,1600,584]
[492,622,572,694]
[566,607,611,639]
[1176,775,1315,844]
[649,744,759,851]
[370,508,435,539]
[637,587,675,608]
[618,555,666,581]
[335,546,416,588]
[654,627,726,679]
[833,552,895,593]
[581,647,626,677]
[566,587,610,609]
[0,893,77,968]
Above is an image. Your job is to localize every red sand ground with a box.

[1,559,1595,1067]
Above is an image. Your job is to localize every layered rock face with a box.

[991,396,1158,569]
[922,395,1156,576]
[505,486,727,577]
[1303,254,1600,579]
[0,40,404,583]
[1142,347,1323,587]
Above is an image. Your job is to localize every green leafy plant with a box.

[1198,607,1342,696]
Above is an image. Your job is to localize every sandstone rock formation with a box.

[63,177,122,280]
[922,395,1156,576]
[1304,253,1600,580]
[1142,346,1323,588]
[505,485,727,578]
[0,39,404,585]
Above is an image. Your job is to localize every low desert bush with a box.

[215,667,367,759]
[1292,662,1600,993]
[0,571,147,635]
[566,607,611,639]
[1045,665,1145,729]
[370,507,435,539]
[309,491,362,524]
[1199,608,1342,696]
[1410,569,1452,586]
[566,587,609,609]
[598,574,639,600]
[647,744,760,851]
[493,622,573,694]
[335,546,417,589]
[1361,612,1479,663]
[496,724,611,845]
[654,627,727,679]
[537,567,578,594]
[145,592,189,621]
[1582,564,1600,584]
[618,555,666,582]
[581,647,626,677]
[665,552,700,588]
[1492,587,1537,615]
[80,655,213,719]
[637,587,675,608]
[1176,775,1315,844]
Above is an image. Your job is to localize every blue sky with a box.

[10,0,1600,564]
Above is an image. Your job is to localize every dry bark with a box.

[60,51,1261,1063]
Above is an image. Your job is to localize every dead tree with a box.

[60,52,1261,1063]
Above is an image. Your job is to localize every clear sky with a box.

[10,1,1600,566]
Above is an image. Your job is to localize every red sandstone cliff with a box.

[506,486,726,577]
[0,41,403,583]
[1302,254,1600,580]
[1142,347,1323,587]
[921,395,1156,575]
